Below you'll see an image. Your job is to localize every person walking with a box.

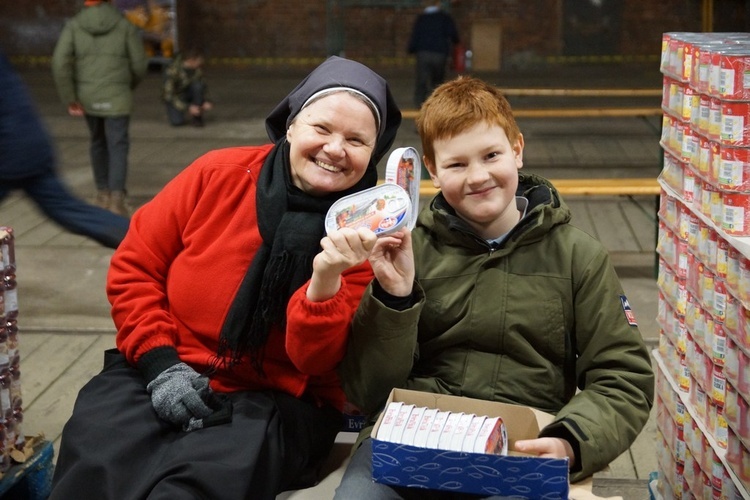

[408,0,459,108]
[0,51,129,249]
[51,0,148,217]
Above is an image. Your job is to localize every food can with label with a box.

[717,145,750,191]
[720,100,750,147]
[325,183,412,237]
[722,191,750,235]
[708,97,723,142]
[719,48,750,101]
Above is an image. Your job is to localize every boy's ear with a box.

[423,156,440,187]
[514,134,525,170]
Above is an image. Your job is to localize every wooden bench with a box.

[494,88,662,97]
[401,86,662,121]
[401,107,663,120]
[415,178,661,197]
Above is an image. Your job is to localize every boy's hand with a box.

[369,228,414,297]
[513,437,576,469]
[67,102,84,116]
[307,227,377,302]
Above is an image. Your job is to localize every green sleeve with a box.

[51,23,77,105]
[338,282,423,414]
[543,247,655,482]
[126,24,148,88]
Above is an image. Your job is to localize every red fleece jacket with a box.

[107,145,373,410]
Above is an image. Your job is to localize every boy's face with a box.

[425,121,524,239]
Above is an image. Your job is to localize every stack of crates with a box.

[0,227,52,498]
[655,32,750,499]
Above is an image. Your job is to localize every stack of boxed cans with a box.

[0,227,26,474]
[656,32,750,499]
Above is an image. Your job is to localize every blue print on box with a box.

[371,440,569,499]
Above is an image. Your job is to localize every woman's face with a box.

[286,92,378,196]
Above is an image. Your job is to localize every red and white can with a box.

[698,94,712,136]
[697,135,712,179]
[717,145,750,191]
[708,97,723,142]
[722,191,750,235]
[720,100,750,147]
[727,246,741,292]
[719,49,750,101]
[716,237,729,280]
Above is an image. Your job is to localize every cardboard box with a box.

[371,388,570,499]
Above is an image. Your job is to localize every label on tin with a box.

[324,183,412,237]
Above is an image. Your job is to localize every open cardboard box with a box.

[371,388,570,498]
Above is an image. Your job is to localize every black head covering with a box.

[265,55,402,185]
[216,57,401,374]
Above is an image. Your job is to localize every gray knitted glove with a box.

[146,362,214,431]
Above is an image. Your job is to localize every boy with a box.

[334,76,655,498]
[162,48,213,127]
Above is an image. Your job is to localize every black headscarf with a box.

[217,56,402,373]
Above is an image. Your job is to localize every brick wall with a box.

[1,0,745,67]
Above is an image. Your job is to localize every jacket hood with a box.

[75,3,122,36]
[419,172,572,251]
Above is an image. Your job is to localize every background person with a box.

[0,51,129,249]
[162,47,213,127]
[408,0,459,108]
[334,76,654,499]
[51,0,148,217]
[49,56,401,500]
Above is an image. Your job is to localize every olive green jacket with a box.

[52,3,147,116]
[339,173,655,482]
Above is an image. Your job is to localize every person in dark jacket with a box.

[51,0,148,217]
[0,51,129,249]
[162,48,213,127]
[408,0,459,107]
[334,76,654,498]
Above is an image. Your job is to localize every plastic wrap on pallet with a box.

[0,227,24,473]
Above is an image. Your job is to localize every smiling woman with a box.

[48,56,402,500]
[286,91,378,196]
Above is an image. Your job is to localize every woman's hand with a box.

[513,437,576,469]
[307,227,377,302]
[369,228,414,297]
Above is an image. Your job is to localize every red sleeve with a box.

[108,161,204,363]
[285,261,374,375]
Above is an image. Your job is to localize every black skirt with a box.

[49,349,342,500]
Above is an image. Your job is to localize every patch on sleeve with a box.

[620,295,638,326]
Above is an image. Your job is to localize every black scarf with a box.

[216,56,402,374]
[216,140,375,373]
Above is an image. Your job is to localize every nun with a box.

[50,56,402,500]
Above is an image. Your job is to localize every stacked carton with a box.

[376,401,507,455]
[0,227,25,474]
[656,32,750,499]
